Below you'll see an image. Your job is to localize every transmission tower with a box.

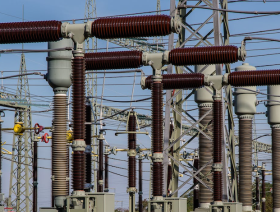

[8,52,33,212]
[84,0,98,193]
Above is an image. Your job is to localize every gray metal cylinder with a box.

[272,126,280,211]
[46,39,73,90]
[194,65,215,104]
[52,94,68,199]
[266,85,280,125]
[198,106,213,208]
[239,118,252,211]
[234,63,257,116]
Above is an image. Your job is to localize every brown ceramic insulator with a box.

[129,157,136,188]
[92,15,171,39]
[128,114,136,150]
[152,82,163,153]
[213,100,223,163]
[262,170,266,212]
[72,151,85,191]
[272,127,280,209]
[98,139,104,192]
[199,106,213,205]
[0,21,61,44]
[213,100,223,202]
[85,104,91,146]
[52,95,68,197]
[256,176,260,211]
[85,51,143,70]
[144,73,204,90]
[85,153,92,186]
[105,154,109,191]
[169,46,238,66]
[85,104,92,188]
[193,157,199,210]
[72,57,86,140]
[153,162,163,197]
[239,119,252,207]
[213,172,222,202]
[228,69,280,87]
[138,158,143,212]
[167,165,172,190]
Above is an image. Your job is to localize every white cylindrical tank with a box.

[266,85,280,125]
[195,65,215,104]
[234,63,257,116]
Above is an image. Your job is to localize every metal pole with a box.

[138,156,143,212]
[33,140,38,212]
[256,173,260,211]
[104,153,108,192]
[262,163,266,212]
[98,133,104,192]
[193,152,199,210]
[163,0,175,196]
[0,120,2,193]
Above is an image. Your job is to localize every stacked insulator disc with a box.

[52,94,68,197]
[169,46,238,66]
[98,139,104,192]
[151,82,163,197]
[72,151,85,190]
[272,127,280,209]
[85,51,143,70]
[72,56,86,191]
[72,57,86,140]
[128,114,136,188]
[228,69,280,86]
[0,21,62,44]
[239,119,252,208]
[213,100,223,202]
[92,15,171,39]
[85,104,92,189]
[144,73,204,90]
[199,107,213,204]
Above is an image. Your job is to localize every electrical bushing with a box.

[46,38,73,93]
[234,63,257,116]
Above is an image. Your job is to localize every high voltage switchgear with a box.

[1,8,280,212]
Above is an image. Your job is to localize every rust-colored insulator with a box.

[213,100,223,202]
[145,73,204,90]
[85,104,91,146]
[129,157,136,188]
[153,162,163,197]
[228,69,280,87]
[98,139,104,192]
[92,15,171,39]
[85,154,91,187]
[152,82,163,153]
[152,82,163,197]
[72,57,86,140]
[213,171,222,202]
[0,21,62,44]
[85,51,143,70]
[213,100,222,163]
[169,46,238,66]
[72,151,85,191]
[128,115,136,150]
[105,154,109,191]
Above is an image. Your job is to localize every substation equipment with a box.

[1,9,280,212]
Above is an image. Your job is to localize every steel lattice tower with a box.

[84,0,98,192]
[8,52,33,212]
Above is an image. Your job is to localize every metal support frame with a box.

[161,0,238,205]
[8,53,33,212]
[84,0,98,193]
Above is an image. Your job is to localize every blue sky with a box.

[0,0,279,210]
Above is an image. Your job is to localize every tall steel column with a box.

[8,53,33,212]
